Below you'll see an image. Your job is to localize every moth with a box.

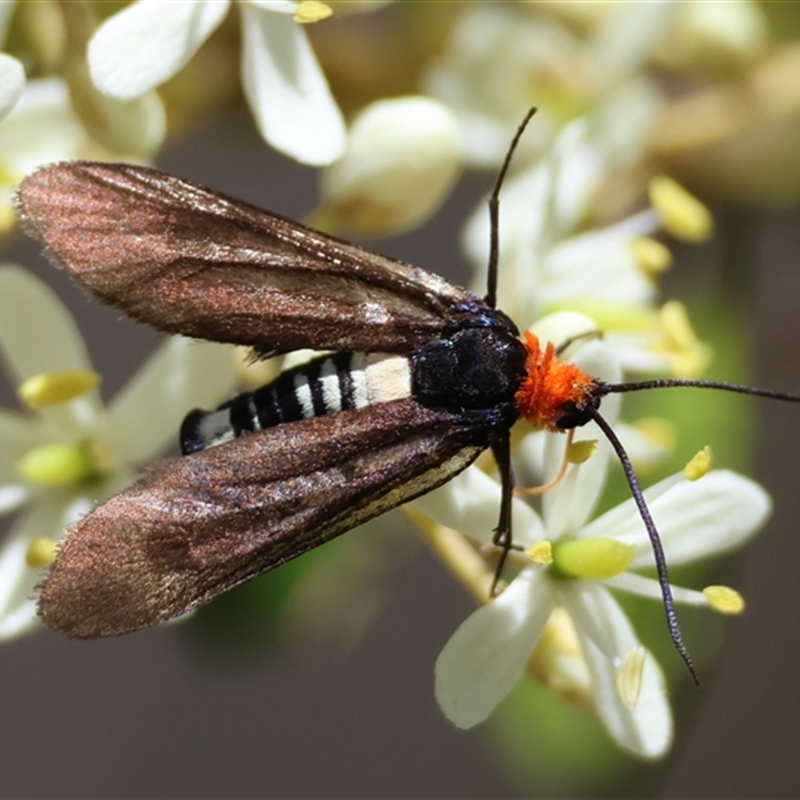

[16,111,798,680]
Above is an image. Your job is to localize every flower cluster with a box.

[414,312,769,758]
[0,0,793,773]
[0,266,237,639]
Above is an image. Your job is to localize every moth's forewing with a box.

[38,399,486,638]
[16,162,476,356]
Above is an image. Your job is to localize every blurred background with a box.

[0,2,799,796]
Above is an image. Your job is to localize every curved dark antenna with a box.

[485,106,538,309]
[588,372,800,681]
[589,408,700,685]
[601,377,800,404]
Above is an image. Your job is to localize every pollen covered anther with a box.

[515,331,599,431]
[704,585,745,614]
[25,536,58,568]
[18,369,100,409]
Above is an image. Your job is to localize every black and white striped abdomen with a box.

[180,352,412,455]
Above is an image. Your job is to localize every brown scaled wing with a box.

[16,162,475,356]
[38,399,485,638]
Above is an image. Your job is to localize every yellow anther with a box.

[25,536,58,568]
[630,237,672,279]
[704,585,745,614]
[18,370,100,410]
[659,301,713,378]
[616,647,646,710]
[661,301,697,351]
[649,175,714,242]
[294,1,332,23]
[566,439,597,465]
[685,446,713,481]
[552,538,635,580]
[527,540,553,565]
[17,442,98,486]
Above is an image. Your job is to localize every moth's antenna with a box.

[486,106,538,309]
[589,408,699,685]
[601,377,800,405]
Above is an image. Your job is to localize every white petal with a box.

[412,464,544,548]
[514,429,546,478]
[0,54,25,121]
[463,124,600,324]
[108,338,238,465]
[86,86,167,158]
[571,338,624,401]
[541,436,611,539]
[0,78,86,183]
[604,572,709,607]
[462,162,550,315]
[579,472,683,541]
[588,1,675,91]
[240,3,346,165]
[595,78,664,167]
[562,582,673,758]
[542,229,655,309]
[422,5,561,169]
[0,266,93,382]
[541,339,621,536]
[435,568,555,729]
[88,0,230,100]
[530,311,602,356]
[548,119,603,235]
[589,470,771,567]
[605,339,673,376]
[0,596,37,639]
[247,0,300,12]
[0,266,104,434]
[0,484,28,514]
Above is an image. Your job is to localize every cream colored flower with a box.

[0,266,237,639]
[87,0,346,165]
[412,312,769,757]
[318,96,462,237]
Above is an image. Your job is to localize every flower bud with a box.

[318,96,462,236]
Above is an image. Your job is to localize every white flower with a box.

[413,322,771,758]
[0,2,24,122]
[424,2,670,169]
[318,96,462,236]
[463,121,653,320]
[0,265,238,639]
[0,78,90,230]
[462,121,713,377]
[0,53,25,122]
[88,0,346,166]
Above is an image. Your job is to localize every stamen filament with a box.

[516,429,574,496]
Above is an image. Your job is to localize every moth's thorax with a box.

[514,331,600,431]
[411,324,526,417]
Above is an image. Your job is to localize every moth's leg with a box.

[490,432,518,596]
